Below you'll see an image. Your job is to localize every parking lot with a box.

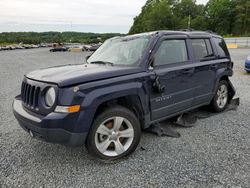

[0,48,249,187]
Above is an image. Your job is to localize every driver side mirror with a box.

[153,76,165,93]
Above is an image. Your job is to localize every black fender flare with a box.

[214,71,235,101]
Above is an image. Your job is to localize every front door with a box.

[150,37,195,120]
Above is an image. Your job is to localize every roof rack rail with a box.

[179,28,195,32]
[205,30,213,33]
[178,29,219,35]
[205,30,218,35]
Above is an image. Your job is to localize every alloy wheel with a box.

[216,84,228,109]
[94,117,134,157]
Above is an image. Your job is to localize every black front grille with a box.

[246,64,250,69]
[21,82,41,109]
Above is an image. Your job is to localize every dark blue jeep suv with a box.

[13,31,235,160]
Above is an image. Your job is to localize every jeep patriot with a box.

[13,31,235,160]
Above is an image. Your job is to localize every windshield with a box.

[87,35,151,66]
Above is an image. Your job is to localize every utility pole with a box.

[188,15,191,30]
[244,4,248,35]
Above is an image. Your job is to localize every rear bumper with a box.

[13,96,87,146]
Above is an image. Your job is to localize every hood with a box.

[25,64,141,87]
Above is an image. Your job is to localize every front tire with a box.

[210,80,229,112]
[86,106,141,161]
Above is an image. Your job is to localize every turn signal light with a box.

[55,105,81,113]
[68,105,81,113]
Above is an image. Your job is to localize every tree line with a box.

[129,0,250,36]
[0,0,249,45]
[0,32,122,45]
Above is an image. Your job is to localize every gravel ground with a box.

[0,48,250,187]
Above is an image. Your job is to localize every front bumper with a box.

[13,96,87,146]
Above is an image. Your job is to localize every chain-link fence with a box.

[225,37,250,48]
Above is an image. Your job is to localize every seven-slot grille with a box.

[246,64,250,69]
[21,82,40,109]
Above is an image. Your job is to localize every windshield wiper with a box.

[90,61,114,66]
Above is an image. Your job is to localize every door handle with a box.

[182,68,194,74]
[210,64,218,69]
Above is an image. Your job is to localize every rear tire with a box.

[86,106,141,161]
[210,80,229,112]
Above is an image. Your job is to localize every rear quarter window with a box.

[213,37,230,57]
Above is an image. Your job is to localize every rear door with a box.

[190,38,217,105]
[149,35,196,120]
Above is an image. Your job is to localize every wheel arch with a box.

[92,95,146,130]
[214,74,235,101]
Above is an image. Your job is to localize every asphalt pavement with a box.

[0,48,249,187]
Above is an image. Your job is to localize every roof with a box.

[129,30,222,38]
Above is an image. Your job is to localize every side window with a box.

[154,40,188,66]
[191,39,214,59]
[213,37,230,57]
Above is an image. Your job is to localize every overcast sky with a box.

[0,0,209,33]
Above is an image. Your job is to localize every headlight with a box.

[247,56,250,61]
[45,87,56,107]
